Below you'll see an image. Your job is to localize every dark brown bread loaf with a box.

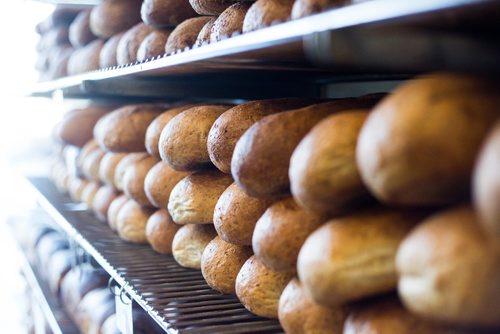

[137,29,173,61]
[116,23,155,65]
[210,2,251,42]
[99,33,124,68]
[67,39,104,75]
[146,208,181,254]
[89,0,142,39]
[69,9,97,48]
[190,0,239,15]
[165,17,213,53]
[141,0,198,28]
[195,17,217,46]
[243,0,294,32]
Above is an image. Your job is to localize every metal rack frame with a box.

[30,0,500,98]
[26,177,283,334]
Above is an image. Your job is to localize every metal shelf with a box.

[9,226,79,334]
[30,0,500,99]
[26,176,283,334]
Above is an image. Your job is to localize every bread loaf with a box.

[55,105,110,147]
[291,0,353,19]
[168,171,233,224]
[114,153,149,191]
[144,161,190,208]
[116,23,155,65]
[67,39,104,75]
[123,155,160,207]
[37,5,83,33]
[107,194,128,231]
[208,98,317,174]
[253,197,325,273]
[474,122,500,239]
[137,29,172,61]
[99,33,123,68]
[235,255,293,318]
[81,181,101,209]
[94,104,164,152]
[189,0,238,15]
[69,177,89,202]
[141,0,198,28]
[159,105,230,170]
[37,27,70,51]
[232,97,380,198]
[89,0,142,39]
[45,46,73,80]
[99,152,127,188]
[47,250,72,297]
[214,182,274,245]
[397,206,500,327]
[357,74,500,206]
[69,9,97,48]
[243,0,294,33]
[279,278,346,334]
[172,224,217,269]
[81,147,105,181]
[297,207,425,307]
[210,2,251,43]
[92,186,119,222]
[146,208,180,254]
[77,140,100,172]
[289,110,370,215]
[116,199,155,244]
[201,236,253,294]
[195,17,217,46]
[343,297,487,334]
[165,17,212,53]
[145,105,193,158]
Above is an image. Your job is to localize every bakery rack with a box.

[26,176,283,334]
[30,0,500,99]
[9,219,79,334]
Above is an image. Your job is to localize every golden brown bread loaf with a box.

[235,255,293,318]
[165,17,213,53]
[114,153,149,191]
[297,207,425,308]
[141,0,198,28]
[172,224,217,269]
[89,0,142,39]
[210,2,251,43]
[208,98,317,174]
[397,206,500,327]
[123,155,160,207]
[146,208,180,254]
[81,147,105,181]
[76,140,99,176]
[474,122,500,239]
[243,0,294,33]
[195,17,217,46]
[67,39,104,75]
[357,74,500,206]
[232,97,381,198]
[168,171,233,224]
[214,182,274,245]
[94,104,164,152]
[98,152,127,188]
[289,110,370,216]
[81,181,101,209]
[116,23,155,65]
[291,0,353,19]
[201,236,253,294]
[107,194,128,231]
[99,33,123,68]
[343,296,489,334]
[116,199,155,244]
[189,0,238,15]
[159,105,231,170]
[68,9,97,48]
[253,197,325,273]
[137,29,172,61]
[92,186,119,222]
[145,105,193,158]
[55,106,110,147]
[279,278,346,334]
[144,161,191,208]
